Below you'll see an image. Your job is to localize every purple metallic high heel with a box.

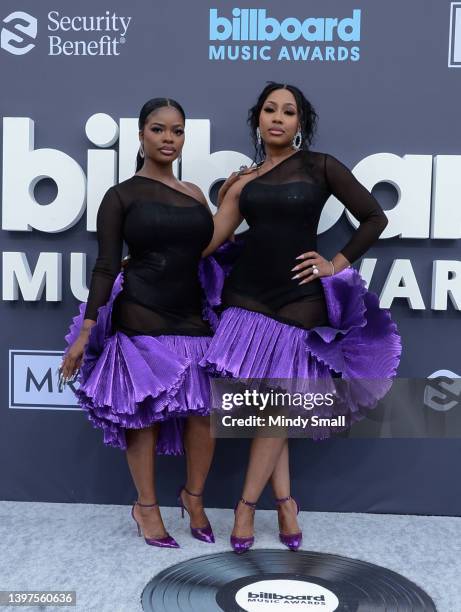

[177,485,215,543]
[230,497,257,554]
[275,495,303,551]
[131,501,180,548]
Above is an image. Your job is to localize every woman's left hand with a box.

[291,251,333,284]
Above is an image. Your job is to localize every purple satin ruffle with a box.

[198,239,243,331]
[199,266,402,439]
[64,272,211,455]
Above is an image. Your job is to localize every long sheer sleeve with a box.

[324,153,388,264]
[83,187,124,321]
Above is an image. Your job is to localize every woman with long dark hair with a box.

[60,98,217,549]
[200,82,402,553]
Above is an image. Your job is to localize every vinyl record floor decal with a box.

[141,549,436,611]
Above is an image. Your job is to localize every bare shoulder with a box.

[181,181,208,205]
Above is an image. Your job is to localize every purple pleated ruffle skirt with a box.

[199,266,402,439]
[64,272,212,455]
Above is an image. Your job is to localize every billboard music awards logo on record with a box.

[208,7,361,62]
[1,9,132,56]
[235,579,340,610]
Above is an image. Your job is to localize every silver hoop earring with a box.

[292,130,302,151]
[139,142,145,159]
[256,126,262,146]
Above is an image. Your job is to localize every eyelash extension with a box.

[263,107,296,115]
[151,127,184,135]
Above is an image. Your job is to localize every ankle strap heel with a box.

[231,497,257,554]
[234,497,257,513]
[177,484,215,544]
[183,485,203,497]
[130,500,180,549]
[274,495,302,551]
[275,495,300,514]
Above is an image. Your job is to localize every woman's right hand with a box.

[59,333,89,386]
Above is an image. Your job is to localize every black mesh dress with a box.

[64,175,217,455]
[199,150,400,440]
[84,175,214,337]
[221,150,388,329]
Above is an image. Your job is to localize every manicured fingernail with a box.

[298,280,307,285]
[295,255,304,260]
[292,274,299,280]
[291,266,299,271]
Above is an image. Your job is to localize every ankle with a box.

[183,483,204,497]
[136,495,158,506]
[135,501,159,516]
[235,499,256,519]
[180,488,204,511]
[275,495,298,510]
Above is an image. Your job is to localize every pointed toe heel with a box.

[131,501,180,549]
[190,524,215,544]
[275,495,302,551]
[177,484,215,544]
[230,534,254,554]
[279,531,303,551]
[230,497,257,554]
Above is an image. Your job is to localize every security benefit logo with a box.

[1,11,37,55]
[449,2,461,67]
[209,7,361,62]
[9,350,79,411]
[425,370,461,412]
[0,10,132,56]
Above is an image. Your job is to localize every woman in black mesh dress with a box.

[60,98,216,548]
[200,83,402,553]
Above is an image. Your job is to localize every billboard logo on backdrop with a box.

[2,115,461,313]
[1,10,132,56]
[209,8,361,62]
[449,2,461,67]
[1,11,37,55]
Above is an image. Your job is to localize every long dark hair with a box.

[247,82,318,164]
[135,97,186,172]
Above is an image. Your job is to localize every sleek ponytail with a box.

[135,97,186,171]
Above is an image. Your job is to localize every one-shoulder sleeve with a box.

[83,187,124,321]
[324,153,388,264]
